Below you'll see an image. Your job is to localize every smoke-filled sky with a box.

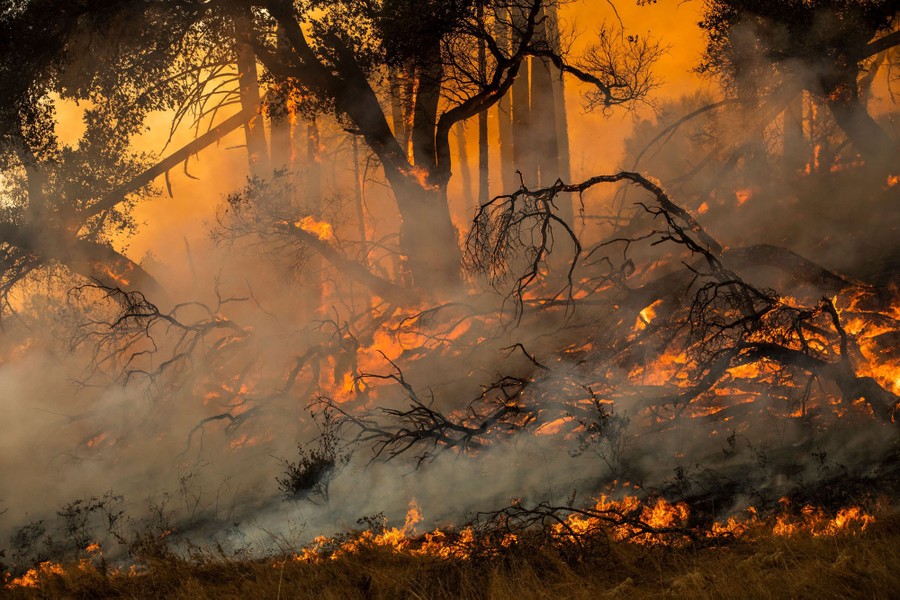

[46,1,713,272]
[48,0,897,274]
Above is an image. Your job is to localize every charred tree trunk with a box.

[302,116,324,318]
[456,122,474,205]
[411,41,443,178]
[548,0,571,187]
[269,26,294,174]
[495,6,517,194]
[233,11,270,179]
[530,2,571,225]
[352,134,368,266]
[306,117,322,205]
[782,92,806,173]
[0,223,168,303]
[821,74,896,170]
[477,2,489,204]
[402,39,463,291]
[389,66,414,159]
[510,6,535,186]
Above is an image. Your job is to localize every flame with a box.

[836,289,900,396]
[635,299,663,331]
[886,174,899,189]
[295,499,428,562]
[85,432,108,448]
[4,498,877,588]
[735,188,752,206]
[535,416,572,436]
[402,166,439,191]
[91,261,134,287]
[5,562,65,589]
[772,505,874,537]
[294,216,334,241]
[804,144,822,175]
[550,495,691,546]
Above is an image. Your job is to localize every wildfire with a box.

[552,495,690,546]
[85,432,109,448]
[836,289,900,396]
[294,216,334,241]
[734,188,752,206]
[772,505,874,537]
[886,174,899,189]
[635,299,663,331]
[4,498,878,590]
[402,166,439,191]
[803,144,822,174]
[284,492,878,566]
[294,499,431,562]
[91,261,134,287]
[5,562,65,589]
[5,542,105,590]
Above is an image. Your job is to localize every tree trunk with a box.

[822,77,896,170]
[411,41,443,177]
[782,91,806,173]
[529,10,558,186]
[546,2,571,185]
[390,179,461,292]
[477,2,489,204]
[403,39,462,291]
[510,6,535,186]
[456,122,474,205]
[269,26,294,174]
[233,11,270,178]
[495,6,517,194]
[302,116,323,318]
[389,66,414,159]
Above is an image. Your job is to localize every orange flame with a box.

[735,188,752,206]
[402,166,439,191]
[294,216,334,241]
[635,299,663,331]
[5,562,65,589]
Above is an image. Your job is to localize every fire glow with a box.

[0,0,898,593]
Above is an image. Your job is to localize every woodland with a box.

[0,0,898,595]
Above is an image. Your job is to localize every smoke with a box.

[1,0,898,574]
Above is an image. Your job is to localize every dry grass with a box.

[5,512,899,599]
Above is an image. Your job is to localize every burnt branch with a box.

[465,171,725,319]
[322,355,536,466]
[68,281,250,388]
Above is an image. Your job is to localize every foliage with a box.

[697,0,898,104]
[276,408,352,503]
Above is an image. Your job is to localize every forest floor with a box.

[5,508,899,599]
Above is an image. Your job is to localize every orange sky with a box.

[562,0,712,177]
[53,2,719,274]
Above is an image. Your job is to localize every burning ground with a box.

[1,0,899,597]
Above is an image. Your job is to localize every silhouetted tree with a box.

[699,0,899,168]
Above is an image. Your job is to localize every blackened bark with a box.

[822,77,896,169]
[233,10,270,178]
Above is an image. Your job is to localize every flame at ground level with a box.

[283,496,876,565]
[1,498,881,591]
